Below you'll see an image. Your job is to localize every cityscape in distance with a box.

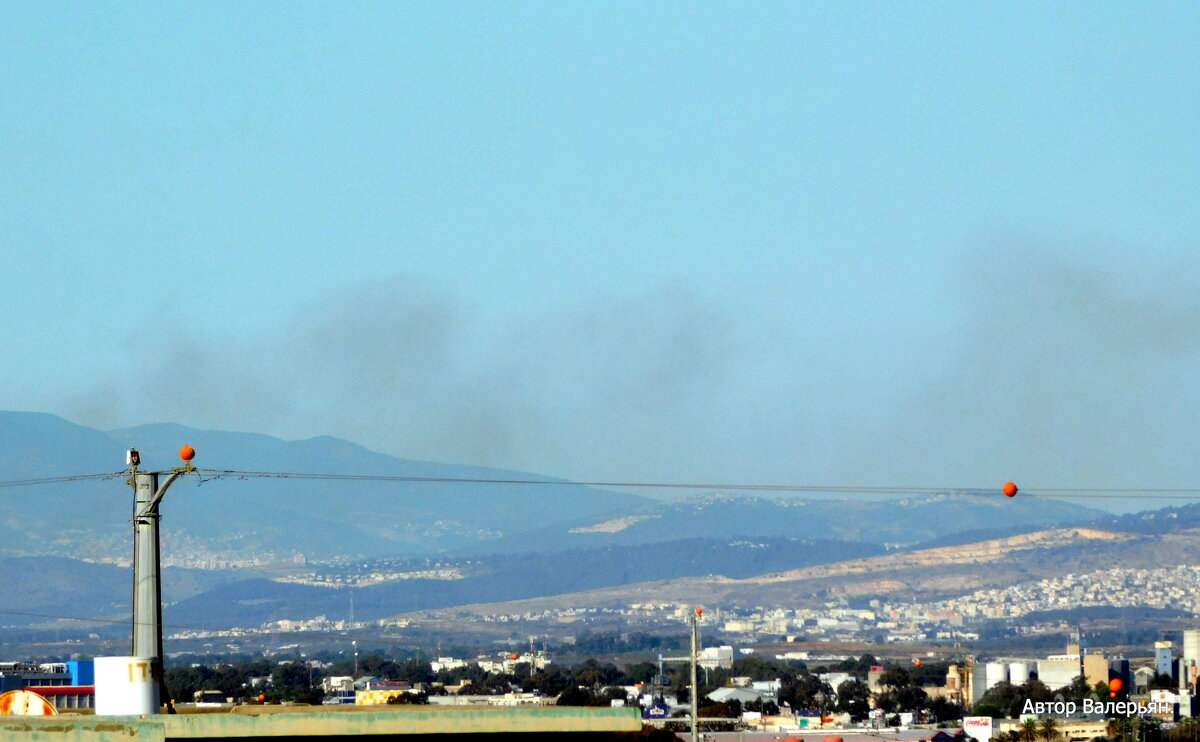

[5,5,1199,738]
[4,410,1200,735]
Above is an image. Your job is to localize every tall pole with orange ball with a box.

[128,446,196,713]
[689,608,702,742]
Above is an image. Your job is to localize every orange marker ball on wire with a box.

[1002,481,1018,497]
[180,445,196,462]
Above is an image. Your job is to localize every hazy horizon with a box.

[3,5,1198,516]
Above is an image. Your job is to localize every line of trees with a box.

[166,650,966,723]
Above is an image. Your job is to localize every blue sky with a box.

[2,3,1198,507]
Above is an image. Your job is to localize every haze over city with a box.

[2,4,1199,512]
[8,8,1200,741]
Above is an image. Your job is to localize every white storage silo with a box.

[1185,631,1200,668]
[984,662,1008,691]
[94,656,158,715]
[1008,662,1032,685]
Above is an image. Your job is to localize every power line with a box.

[0,472,125,489]
[3,467,1200,500]
[183,469,1200,500]
[170,469,1200,500]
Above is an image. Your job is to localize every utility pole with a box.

[128,446,195,713]
[1078,625,1086,690]
[529,636,538,686]
[690,608,702,742]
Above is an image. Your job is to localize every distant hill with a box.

[0,411,649,561]
[0,536,881,631]
[476,491,1108,553]
[162,535,883,629]
[1090,503,1200,535]
[0,410,1112,564]
[430,524,1200,621]
[0,556,240,628]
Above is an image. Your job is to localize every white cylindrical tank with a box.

[1185,631,1200,667]
[94,656,158,715]
[1008,662,1032,685]
[985,662,1008,690]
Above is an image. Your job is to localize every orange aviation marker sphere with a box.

[180,445,196,462]
[1002,482,1018,497]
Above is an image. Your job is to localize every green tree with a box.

[576,659,621,689]
[527,665,574,697]
[556,686,594,706]
[697,701,741,719]
[386,691,428,705]
[879,667,912,689]
[904,685,930,713]
[979,681,1022,717]
[395,658,433,684]
[1062,676,1092,703]
[779,673,832,711]
[625,662,658,685]
[745,697,780,715]
[1038,718,1062,742]
[358,654,400,680]
[1019,718,1040,742]
[165,665,216,702]
[1105,719,1121,741]
[972,703,1004,719]
[268,662,320,704]
[927,696,963,723]
[839,654,877,675]
[1165,718,1200,742]
[835,679,871,718]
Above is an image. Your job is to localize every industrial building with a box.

[0,661,95,710]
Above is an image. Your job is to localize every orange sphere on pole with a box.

[179,445,196,462]
[1002,481,1018,497]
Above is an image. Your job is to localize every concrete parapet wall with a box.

[0,718,164,742]
[2,706,642,739]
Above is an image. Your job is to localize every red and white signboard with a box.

[963,716,995,742]
[1150,690,1177,717]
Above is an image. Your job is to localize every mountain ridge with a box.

[0,411,651,561]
